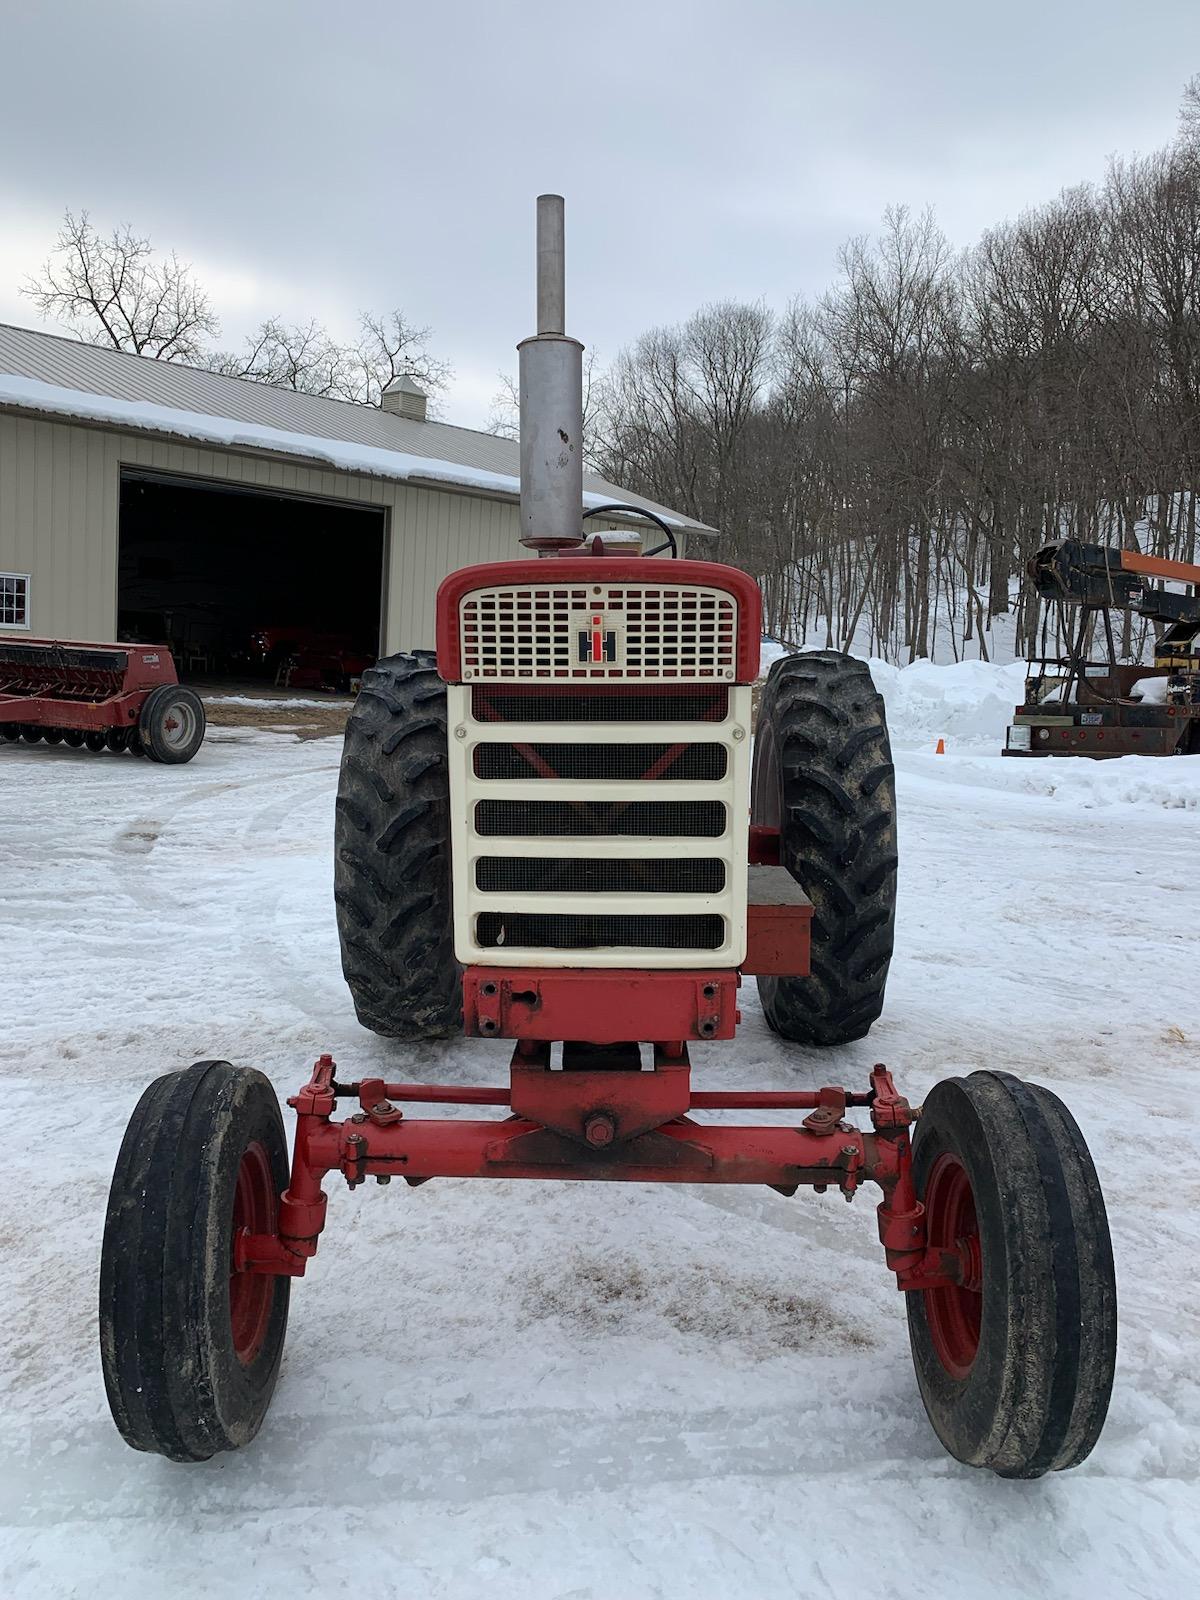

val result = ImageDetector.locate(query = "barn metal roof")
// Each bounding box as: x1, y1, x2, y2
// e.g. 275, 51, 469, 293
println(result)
0, 322, 717, 538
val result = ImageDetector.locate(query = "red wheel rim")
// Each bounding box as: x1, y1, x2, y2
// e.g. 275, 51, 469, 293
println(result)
922, 1152, 983, 1379
229, 1141, 277, 1365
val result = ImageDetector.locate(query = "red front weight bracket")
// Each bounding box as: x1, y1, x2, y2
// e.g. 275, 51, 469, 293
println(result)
463, 968, 737, 1042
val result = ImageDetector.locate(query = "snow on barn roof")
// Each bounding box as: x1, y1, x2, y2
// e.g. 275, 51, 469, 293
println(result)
0, 322, 717, 537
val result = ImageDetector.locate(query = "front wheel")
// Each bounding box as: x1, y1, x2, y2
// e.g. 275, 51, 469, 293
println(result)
906, 1070, 1117, 1477
99, 1060, 291, 1461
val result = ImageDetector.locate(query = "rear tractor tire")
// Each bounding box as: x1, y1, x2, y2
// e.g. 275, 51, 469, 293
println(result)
907, 1070, 1117, 1477
334, 650, 461, 1039
752, 651, 897, 1045
99, 1060, 291, 1461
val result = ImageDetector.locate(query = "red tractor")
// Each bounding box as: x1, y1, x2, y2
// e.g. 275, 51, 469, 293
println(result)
100, 199, 1116, 1478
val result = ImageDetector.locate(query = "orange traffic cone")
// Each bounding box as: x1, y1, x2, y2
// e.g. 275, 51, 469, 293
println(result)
935, 737, 945, 755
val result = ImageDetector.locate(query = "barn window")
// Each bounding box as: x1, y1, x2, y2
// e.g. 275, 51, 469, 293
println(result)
0, 573, 30, 629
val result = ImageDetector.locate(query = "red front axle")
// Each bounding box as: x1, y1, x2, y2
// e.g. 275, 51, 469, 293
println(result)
234, 1053, 966, 1297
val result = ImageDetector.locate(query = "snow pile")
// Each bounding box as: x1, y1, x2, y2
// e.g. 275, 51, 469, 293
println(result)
760, 643, 1027, 750
868, 657, 1027, 750
905, 748, 1200, 810
1130, 676, 1170, 704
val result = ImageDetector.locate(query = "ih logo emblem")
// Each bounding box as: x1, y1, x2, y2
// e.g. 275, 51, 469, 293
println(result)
578, 612, 619, 665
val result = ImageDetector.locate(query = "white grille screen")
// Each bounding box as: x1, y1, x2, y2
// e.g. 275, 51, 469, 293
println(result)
459, 583, 738, 681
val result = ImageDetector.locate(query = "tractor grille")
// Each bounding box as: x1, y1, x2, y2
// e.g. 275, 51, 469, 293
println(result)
460, 582, 738, 681
449, 595, 750, 966
475, 913, 725, 950
475, 857, 726, 894
473, 742, 728, 781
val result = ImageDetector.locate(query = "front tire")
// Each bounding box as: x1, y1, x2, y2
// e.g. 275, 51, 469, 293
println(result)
906, 1071, 1117, 1477
752, 651, 897, 1044
334, 651, 461, 1038
99, 1061, 291, 1461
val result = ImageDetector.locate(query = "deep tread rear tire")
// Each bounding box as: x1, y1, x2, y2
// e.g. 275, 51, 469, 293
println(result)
99, 1060, 291, 1462
334, 651, 461, 1038
906, 1071, 1117, 1477
752, 651, 897, 1044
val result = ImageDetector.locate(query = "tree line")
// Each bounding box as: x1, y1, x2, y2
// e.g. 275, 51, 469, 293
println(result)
592, 80, 1200, 661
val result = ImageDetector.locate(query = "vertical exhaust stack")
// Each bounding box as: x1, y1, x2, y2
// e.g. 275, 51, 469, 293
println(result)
518, 194, 585, 550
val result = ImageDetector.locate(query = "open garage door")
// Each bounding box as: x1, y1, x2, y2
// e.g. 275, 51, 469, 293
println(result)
117, 471, 386, 691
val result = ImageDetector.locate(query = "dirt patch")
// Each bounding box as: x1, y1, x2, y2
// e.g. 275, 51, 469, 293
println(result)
202, 698, 351, 740
520, 1252, 874, 1355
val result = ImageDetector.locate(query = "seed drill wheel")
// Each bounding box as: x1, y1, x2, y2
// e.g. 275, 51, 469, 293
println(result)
1, 725, 20, 742
84, 731, 107, 752
334, 651, 461, 1038
139, 684, 206, 763
42, 728, 64, 746
63, 729, 85, 748
907, 1071, 1117, 1477
99, 1061, 291, 1461
752, 651, 897, 1044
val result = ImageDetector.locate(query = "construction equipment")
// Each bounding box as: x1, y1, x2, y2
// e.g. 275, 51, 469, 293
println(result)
1005, 539, 1200, 757
100, 198, 1117, 1478
0, 636, 205, 761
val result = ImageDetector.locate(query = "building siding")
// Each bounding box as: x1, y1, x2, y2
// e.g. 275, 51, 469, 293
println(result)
0, 413, 531, 651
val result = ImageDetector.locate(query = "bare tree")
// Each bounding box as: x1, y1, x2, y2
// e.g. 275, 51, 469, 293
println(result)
208, 308, 450, 407
340, 309, 450, 406
22, 209, 218, 361
1179, 72, 1200, 147
23, 210, 449, 407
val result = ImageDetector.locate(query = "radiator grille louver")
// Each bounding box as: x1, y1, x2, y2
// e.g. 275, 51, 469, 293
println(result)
475, 857, 726, 895
475, 799, 727, 839
473, 742, 728, 782
475, 912, 726, 951
472, 687, 729, 723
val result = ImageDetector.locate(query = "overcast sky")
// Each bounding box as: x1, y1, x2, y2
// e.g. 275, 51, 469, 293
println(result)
2, 0, 1198, 428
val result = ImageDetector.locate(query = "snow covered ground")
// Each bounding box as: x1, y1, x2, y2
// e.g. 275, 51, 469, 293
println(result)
1, 666, 1198, 1599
